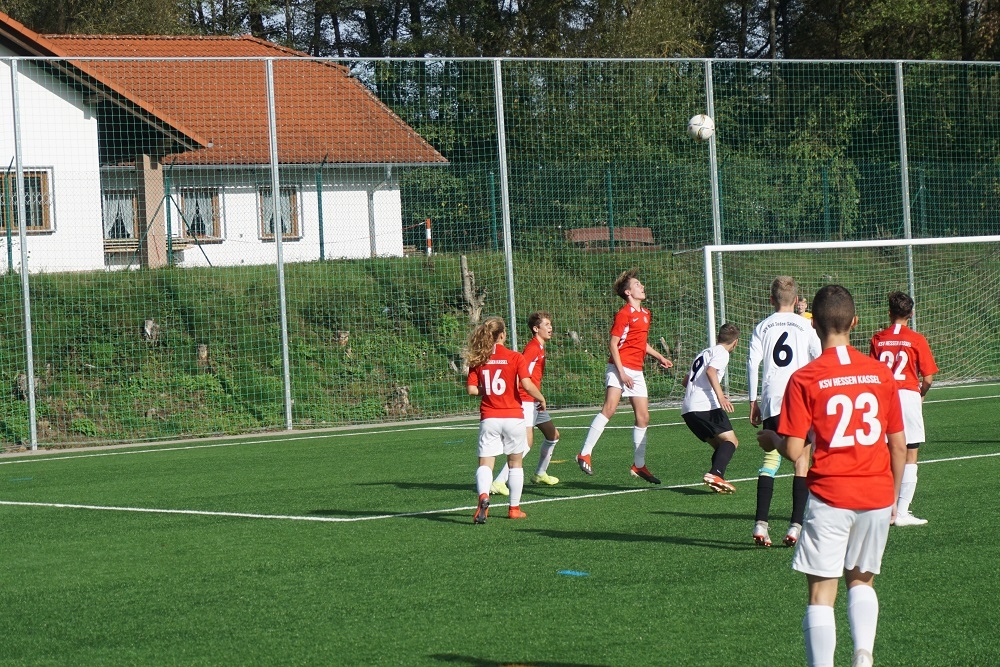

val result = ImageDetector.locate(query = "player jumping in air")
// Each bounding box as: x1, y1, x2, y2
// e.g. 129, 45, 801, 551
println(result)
576, 269, 673, 483
491, 311, 561, 496
870, 291, 937, 527
747, 276, 822, 547
681, 323, 741, 493
758, 284, 906, 667
465, 317, 546, 524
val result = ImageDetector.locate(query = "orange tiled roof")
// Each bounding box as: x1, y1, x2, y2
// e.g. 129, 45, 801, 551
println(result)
42, 35, 447, 166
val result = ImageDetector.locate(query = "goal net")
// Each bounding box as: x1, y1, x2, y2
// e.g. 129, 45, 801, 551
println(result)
701, 236, 1000, 396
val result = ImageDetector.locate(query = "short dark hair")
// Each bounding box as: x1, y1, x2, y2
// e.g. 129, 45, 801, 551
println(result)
717, 322, 740, 344
614, 268, 640, 300
888, 291, 914, 319
527, 311, 552, 332
811, 284, 855, 335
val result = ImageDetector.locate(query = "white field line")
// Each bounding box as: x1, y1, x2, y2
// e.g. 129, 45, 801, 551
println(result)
0, 451, 997, 524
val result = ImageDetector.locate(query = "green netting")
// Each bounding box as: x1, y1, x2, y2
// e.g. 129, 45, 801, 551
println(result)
1, 56, 999, 449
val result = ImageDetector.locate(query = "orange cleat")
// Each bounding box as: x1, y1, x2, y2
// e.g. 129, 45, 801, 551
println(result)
507, 507, 527, 519
473, 493, 490, 524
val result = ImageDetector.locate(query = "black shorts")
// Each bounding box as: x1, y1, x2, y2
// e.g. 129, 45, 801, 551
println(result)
683, 409, 734, 442
762, 416, 780, 431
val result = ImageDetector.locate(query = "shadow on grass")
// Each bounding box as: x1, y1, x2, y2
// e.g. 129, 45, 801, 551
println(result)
355, 481, 471, 492
652, 510, 752, 521
522, 528, 755, 551
431, 654, 610, 667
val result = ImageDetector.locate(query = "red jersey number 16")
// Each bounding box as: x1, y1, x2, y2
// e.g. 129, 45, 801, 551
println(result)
480, 369, 507, 396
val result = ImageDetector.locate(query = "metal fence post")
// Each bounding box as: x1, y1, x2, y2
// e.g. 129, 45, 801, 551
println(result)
895, 61, 917, 330
705, 59, 726, 350
493, 59, 518, 349
9, 59, 38, 450
266, 59, 294, 430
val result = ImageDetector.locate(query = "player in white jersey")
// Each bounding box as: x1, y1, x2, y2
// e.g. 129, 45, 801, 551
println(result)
681, 323, 741, 493
746, 276, 821, 547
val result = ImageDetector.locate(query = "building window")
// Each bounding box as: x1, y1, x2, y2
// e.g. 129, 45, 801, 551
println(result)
0, 170, 53, 232
179, 188, 220, 239
102, 190, 137, 239
259, 187, 300, 240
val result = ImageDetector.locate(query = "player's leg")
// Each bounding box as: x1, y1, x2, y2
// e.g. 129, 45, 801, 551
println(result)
494, 405, 534, 495
474, 419, 503, 524
786, 443, 812, 546
578, 367, 623, 474
754, 417, 782, 546
803, 576, 840, 667
533, 417, 560, 484
503, 419, 528, 519
845, 572, 878, 667
704, 431, 738, 493
896, 389, 928, 525
627, 394, 660, 484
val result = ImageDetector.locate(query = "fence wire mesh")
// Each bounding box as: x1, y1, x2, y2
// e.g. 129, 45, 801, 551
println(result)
1, 55, 998, 449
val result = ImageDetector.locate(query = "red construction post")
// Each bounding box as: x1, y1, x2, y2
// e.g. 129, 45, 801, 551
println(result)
425, 218, 432, 256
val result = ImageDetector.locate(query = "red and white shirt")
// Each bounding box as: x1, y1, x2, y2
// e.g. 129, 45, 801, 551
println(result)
869, 323, 938, 393
467, 343, 531, 419
517, 337, 545, 402
609, 304, 651, 371
778, 345, 904, 510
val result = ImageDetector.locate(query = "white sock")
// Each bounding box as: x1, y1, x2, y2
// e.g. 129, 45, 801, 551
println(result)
494, 463, 510, 485
633, 426, 648, 467
475, 465, 492, 497
580, 413, 609, 456
536, 439, 557, 475
508, 467, 524, 507
897, 463, 918, 515
803, 605, 837, 667
847, 585, 879, 657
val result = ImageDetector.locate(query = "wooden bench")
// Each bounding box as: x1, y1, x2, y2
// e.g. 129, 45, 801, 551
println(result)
565, 226, 659, 251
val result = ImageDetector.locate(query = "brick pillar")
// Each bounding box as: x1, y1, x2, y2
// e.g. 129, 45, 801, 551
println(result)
135, 153, 167, 269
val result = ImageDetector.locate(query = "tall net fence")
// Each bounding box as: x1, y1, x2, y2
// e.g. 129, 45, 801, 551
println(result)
0, 54, 998, 449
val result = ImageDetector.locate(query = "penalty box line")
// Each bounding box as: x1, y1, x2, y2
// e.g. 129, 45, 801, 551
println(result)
1, 450, 997, 524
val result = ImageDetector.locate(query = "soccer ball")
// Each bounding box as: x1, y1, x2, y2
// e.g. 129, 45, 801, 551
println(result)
687, 114, 715, 141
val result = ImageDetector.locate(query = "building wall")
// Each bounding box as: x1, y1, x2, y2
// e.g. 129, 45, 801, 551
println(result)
0, 53, 105, 273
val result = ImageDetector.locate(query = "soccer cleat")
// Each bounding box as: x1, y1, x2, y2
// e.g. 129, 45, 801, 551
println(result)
532, 472, 559, 485
577, 454, 593, 476
852, 649, 874, 667
893, 511, 928, 527
783, 523, 802, 547
703, 472, 736, 494
507, 507, 527, 519
753, 520, 772, 547
473, 494, 490, 524
490, 480, 510, 496
630, 465, 661, 485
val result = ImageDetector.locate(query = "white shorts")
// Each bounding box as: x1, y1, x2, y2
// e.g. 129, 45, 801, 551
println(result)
605, 364, 648, 398
792, 493, 892, 578
478, 418, 529, 458
522, 401, 552, 427
899, 389, 926, 445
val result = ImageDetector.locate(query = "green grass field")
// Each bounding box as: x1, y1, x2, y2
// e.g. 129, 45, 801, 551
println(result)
0, 383, 998, 666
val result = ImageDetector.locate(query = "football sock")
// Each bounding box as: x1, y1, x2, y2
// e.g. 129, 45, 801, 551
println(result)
847, 585, 879, 657
803, 604, 837, 667
580, 413, 609, 456
710, 441, 737, 477
475, 465, 493, 497
536, 439, 557, 475
897, 463, 918, 515
791, 475, 809, 526
755, 474, 775, 523
508, 467, 524, 508
632, 427, 648, 467
494, 463, 510, 485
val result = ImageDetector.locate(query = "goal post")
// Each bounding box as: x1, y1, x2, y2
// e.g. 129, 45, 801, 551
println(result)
702, 235, 1000, 395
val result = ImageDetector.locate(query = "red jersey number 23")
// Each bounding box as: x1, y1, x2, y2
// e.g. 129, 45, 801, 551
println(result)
827, 392, 882, 447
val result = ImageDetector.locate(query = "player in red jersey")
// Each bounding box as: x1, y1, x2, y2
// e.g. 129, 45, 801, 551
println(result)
491, 311, 561, 495
576, 268, 673, 483
870, 291, 938, 527
758, 285, 906, 667
465, 317, 546, 524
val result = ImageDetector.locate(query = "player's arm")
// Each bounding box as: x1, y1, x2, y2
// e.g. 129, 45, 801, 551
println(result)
466, 371, 481, 396
746, 333, 763, 425
608, 335, 633, 389
920, 374, 933, 397
520, 378, 545, 411
775, 435, 806, 463
645, 343, 673, 369
887, 430, 907, 520
705, 366, 734, 413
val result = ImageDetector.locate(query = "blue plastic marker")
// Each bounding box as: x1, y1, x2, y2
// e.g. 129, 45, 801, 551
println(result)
9, 477, 32, 482
558, 570, 589, 577
443, 440, 464, 444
